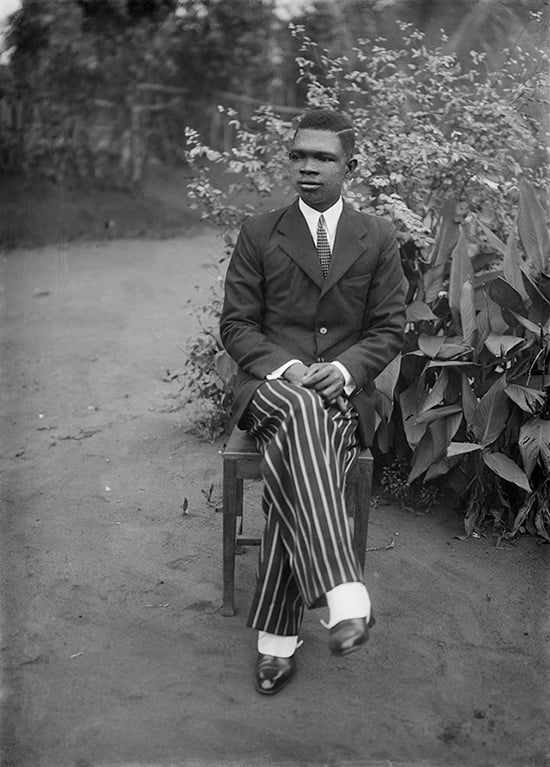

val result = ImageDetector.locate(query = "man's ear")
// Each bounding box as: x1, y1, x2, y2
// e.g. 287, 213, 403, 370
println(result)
346, 158, 358, 175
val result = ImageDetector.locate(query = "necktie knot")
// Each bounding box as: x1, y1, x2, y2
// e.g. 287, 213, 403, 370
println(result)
316, 215, 331, 278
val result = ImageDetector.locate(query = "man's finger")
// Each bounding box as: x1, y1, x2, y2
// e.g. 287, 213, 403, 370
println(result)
302, 367, 331, 384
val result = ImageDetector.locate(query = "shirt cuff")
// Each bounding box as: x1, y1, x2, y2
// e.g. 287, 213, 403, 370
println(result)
331, 361, 356, 396
267, 359, 302, 380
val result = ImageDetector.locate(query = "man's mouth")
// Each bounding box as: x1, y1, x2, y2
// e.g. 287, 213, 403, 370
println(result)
299, 181, 321, 191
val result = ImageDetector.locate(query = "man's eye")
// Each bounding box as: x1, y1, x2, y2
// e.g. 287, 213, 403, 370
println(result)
288, 152, 302, 161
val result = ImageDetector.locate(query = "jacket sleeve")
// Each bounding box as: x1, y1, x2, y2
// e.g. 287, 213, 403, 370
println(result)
335, 223, 406, 390
220, 219, 297, 378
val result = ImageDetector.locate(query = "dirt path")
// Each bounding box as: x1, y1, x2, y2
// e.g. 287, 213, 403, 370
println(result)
0, 234, 549, 767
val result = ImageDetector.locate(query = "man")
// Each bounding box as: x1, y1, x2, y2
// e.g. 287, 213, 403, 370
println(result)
220, 108, 406, 695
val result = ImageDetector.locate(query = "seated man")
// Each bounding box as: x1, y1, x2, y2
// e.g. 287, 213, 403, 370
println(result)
220, 107, 406, 695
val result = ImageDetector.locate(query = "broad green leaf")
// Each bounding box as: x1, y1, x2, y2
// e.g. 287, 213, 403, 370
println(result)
518, 179, 550, 274
475, 302, 491, 356
420, 369, 448, 413
484, 333, 525, 357
472, 374, 509, 446
435, 343, 472, 360
415, 404, 463, 425
521, 269, 550, 326
519, 417, 550, 477
424, 198, 459, 304
487, 294, 510, 334
539, 272, 550, 301
418, 333, 445, 359
433, 198, 460, 267
446, 410, 463, 444
406, 300, 438, 322
503, 232, 528, 299
429, 411, 463, 461
486, 277, 528, 317
400, 378, 429, 449
215, 350, 237, 385
509, 310, 544, 336
425, 458, 452, 481
475, 217, 506, 255
459, 278, 477, 347
483, 452, 531, 492
374, 354, 402, 422
449, 227, 474, 331
505, 384, 546, 414
461, 375, 478, 427
447, 441, 482, 457
511, 498, 534, 536
423, 263, 446, 307
408, 430, 435, 483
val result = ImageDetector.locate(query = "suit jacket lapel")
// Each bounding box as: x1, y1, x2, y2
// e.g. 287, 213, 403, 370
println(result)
277, 200, 369, 293
277, 200, 325, 290
322, 203, 369, 294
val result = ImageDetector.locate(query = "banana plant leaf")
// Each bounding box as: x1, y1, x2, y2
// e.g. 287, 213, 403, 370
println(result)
424, 197, 459, 304
518, 179, 550, 275
460, 278, 477, 347
461, 374, 479, 427
472, 374, 510, 446
475, 217, 506, 256
505, 384, 546, 414
483, 451, 531, 492
418, 333, 445, 359
415, 404, 463, 425
400, 377, 429, 449
521, 269, 550, 326
449, 227, 474, 332
406, 300, 438, 322
519, 417, 550, 477
447, 441, 482, 457
484, 333, 525, 357
486, 277, 528, 317
503, 232, 528, 300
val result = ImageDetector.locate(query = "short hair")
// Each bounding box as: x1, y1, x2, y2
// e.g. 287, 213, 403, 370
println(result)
294, 108, 355, 159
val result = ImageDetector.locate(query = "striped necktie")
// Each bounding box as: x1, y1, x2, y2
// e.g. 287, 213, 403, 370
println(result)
316, 214, 331, 278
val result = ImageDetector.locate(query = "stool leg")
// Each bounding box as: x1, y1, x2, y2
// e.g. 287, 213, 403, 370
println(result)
222, 458, 239, 616
353, 458, 373, 573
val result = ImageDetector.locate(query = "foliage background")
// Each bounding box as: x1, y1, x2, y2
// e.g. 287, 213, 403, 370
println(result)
2, 0, 548, 184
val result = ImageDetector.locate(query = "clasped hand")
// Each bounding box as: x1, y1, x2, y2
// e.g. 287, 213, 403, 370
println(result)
283, 362, 348, 413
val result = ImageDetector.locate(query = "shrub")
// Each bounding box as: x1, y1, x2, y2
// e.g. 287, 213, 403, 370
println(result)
181, 25, 550, 538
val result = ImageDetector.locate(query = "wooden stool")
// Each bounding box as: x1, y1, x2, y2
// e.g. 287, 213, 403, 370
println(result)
221, 426, 373, 616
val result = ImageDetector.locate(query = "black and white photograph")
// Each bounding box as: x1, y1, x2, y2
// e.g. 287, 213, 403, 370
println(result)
1, 1, 549, 766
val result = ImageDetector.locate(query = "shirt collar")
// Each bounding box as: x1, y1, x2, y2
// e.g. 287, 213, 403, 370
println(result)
298, 197, 343, 241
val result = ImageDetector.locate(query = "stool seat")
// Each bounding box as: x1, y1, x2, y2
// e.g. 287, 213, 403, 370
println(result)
221, 426, 373, 616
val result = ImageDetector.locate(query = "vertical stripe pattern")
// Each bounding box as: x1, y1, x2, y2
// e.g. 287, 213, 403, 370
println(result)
241, 380, 362, 635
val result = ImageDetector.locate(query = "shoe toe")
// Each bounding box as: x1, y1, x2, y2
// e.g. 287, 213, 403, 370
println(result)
328, 617, 370, 656
254, 653, 296, 695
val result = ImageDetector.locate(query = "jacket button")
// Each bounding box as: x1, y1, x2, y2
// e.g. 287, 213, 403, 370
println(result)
319, 326, 328, 335
317, 356, 325, 362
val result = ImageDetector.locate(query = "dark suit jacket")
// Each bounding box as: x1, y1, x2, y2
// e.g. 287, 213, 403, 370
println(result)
220, 199, 406, 447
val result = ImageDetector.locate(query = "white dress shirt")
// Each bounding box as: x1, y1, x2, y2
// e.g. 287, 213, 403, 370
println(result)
267, 197, 354, 393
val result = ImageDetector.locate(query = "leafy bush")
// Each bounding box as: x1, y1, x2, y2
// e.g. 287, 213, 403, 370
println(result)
182, 26, 550, 538
398, 179, 550, 541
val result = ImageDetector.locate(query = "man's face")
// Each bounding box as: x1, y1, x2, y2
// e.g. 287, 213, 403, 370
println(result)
288, 128, 356, 212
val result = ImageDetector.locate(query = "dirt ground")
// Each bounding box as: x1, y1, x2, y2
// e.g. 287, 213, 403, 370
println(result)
1, 222, 549, 766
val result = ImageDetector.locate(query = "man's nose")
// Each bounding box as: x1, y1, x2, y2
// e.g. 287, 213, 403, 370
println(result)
300, 157, 318, 173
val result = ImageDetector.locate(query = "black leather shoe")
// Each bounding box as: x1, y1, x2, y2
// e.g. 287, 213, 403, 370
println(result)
328, 613, 376, 657
254, 653, 296, 695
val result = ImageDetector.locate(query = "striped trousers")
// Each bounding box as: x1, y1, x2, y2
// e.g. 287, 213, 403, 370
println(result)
241, 380, 363, 636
